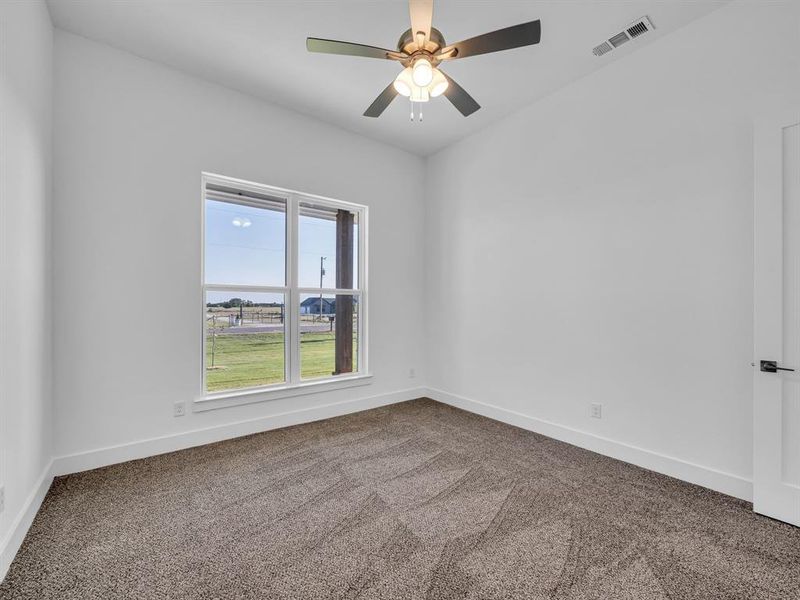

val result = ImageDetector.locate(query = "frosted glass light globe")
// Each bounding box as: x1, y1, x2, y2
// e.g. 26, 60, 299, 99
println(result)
428, 69, 448, 97
412, 58, 433, 87
393, 67, 414, 97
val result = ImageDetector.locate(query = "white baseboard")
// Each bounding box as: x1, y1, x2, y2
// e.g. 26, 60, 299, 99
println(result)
53, 387, 426, 477
0, 460, 54, 583
426, 387, 753, 502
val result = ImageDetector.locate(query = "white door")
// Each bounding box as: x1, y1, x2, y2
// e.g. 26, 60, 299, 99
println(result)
753, 108, 800, 526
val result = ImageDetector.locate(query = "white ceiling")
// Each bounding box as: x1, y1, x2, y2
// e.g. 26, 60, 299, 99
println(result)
47, 0, 728, 156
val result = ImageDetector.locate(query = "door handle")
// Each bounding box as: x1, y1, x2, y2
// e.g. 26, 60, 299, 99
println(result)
760, 360, 796, 373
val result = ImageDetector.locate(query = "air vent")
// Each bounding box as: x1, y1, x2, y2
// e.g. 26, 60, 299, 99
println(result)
592, 16, 654, 57
608, 32, 630, 48
592, 41, 613, 57
626, 21, 649, 38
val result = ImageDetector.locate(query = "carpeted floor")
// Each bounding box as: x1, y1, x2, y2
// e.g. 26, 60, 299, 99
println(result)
1, 399, 799, 599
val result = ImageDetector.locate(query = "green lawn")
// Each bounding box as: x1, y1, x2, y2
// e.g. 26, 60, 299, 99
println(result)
205, 331, 356, 392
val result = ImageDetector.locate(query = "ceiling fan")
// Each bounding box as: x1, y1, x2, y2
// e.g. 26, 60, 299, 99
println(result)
306, 0, 541, 119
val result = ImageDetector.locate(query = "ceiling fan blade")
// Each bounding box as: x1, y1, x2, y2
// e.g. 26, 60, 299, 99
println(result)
409, 0, 434, 44
364, 82, 399, 118
439, 20, 541, 60
441, 72, 480, 117
307, 38, 403, 60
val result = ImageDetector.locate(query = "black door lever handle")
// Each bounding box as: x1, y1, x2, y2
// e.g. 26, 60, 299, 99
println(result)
760, 360, 796, 373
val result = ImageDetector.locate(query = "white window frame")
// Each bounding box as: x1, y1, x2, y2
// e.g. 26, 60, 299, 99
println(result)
197, 172, 370, 411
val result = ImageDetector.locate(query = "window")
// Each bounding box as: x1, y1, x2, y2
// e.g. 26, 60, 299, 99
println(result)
202, 173, 367, 400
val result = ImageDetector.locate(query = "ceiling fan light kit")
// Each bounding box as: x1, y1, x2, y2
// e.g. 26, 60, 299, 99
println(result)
394, 60, 447, 100
306, 0, 541, 120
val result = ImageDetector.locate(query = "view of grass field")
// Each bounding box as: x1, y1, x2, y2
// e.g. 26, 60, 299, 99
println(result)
205, 332, 286, 391
205, 308, 357, 392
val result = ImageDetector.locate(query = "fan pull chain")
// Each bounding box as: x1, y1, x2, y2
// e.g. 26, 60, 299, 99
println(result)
409, 101, 424, 123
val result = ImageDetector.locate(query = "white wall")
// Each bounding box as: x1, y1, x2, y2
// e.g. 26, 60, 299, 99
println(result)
52, 31, 425, 463
0, 0, 53, 573
425, 0, 800, 494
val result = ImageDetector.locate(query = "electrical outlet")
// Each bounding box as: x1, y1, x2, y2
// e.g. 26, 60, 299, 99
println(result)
0, 485, 5, 514
173, 401, 186, 417
409, 367, 416, 379
590, 403, 602, 419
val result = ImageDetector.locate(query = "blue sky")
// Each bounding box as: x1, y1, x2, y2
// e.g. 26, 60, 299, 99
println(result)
205, 200, 357, 304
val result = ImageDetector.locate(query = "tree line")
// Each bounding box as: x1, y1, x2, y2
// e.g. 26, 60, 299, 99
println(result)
206, 298, 284, 309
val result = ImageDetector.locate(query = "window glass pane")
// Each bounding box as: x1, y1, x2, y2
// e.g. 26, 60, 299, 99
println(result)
299, 293, 358, 380
298, 202, 359, 289
205, 197, 286, 286
205, 291, 285, 392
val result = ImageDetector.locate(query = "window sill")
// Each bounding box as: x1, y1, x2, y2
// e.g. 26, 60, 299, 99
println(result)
194, 373, 373, 413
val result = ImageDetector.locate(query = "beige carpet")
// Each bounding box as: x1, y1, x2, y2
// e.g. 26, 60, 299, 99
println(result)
1, 398, 798, 599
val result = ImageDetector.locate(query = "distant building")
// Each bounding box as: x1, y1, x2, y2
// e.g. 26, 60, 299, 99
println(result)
300, 297, 335, 315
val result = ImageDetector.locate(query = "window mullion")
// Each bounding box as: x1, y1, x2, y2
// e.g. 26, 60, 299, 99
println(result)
288, 194, 301, 384
297, 288, 361, 295
205, 284, 288, 294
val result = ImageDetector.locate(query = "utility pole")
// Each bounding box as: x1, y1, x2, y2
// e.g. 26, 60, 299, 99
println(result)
319, 256, 327, 322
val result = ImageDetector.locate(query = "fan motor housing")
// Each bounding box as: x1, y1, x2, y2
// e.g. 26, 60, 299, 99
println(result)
397, 27, 446, 55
